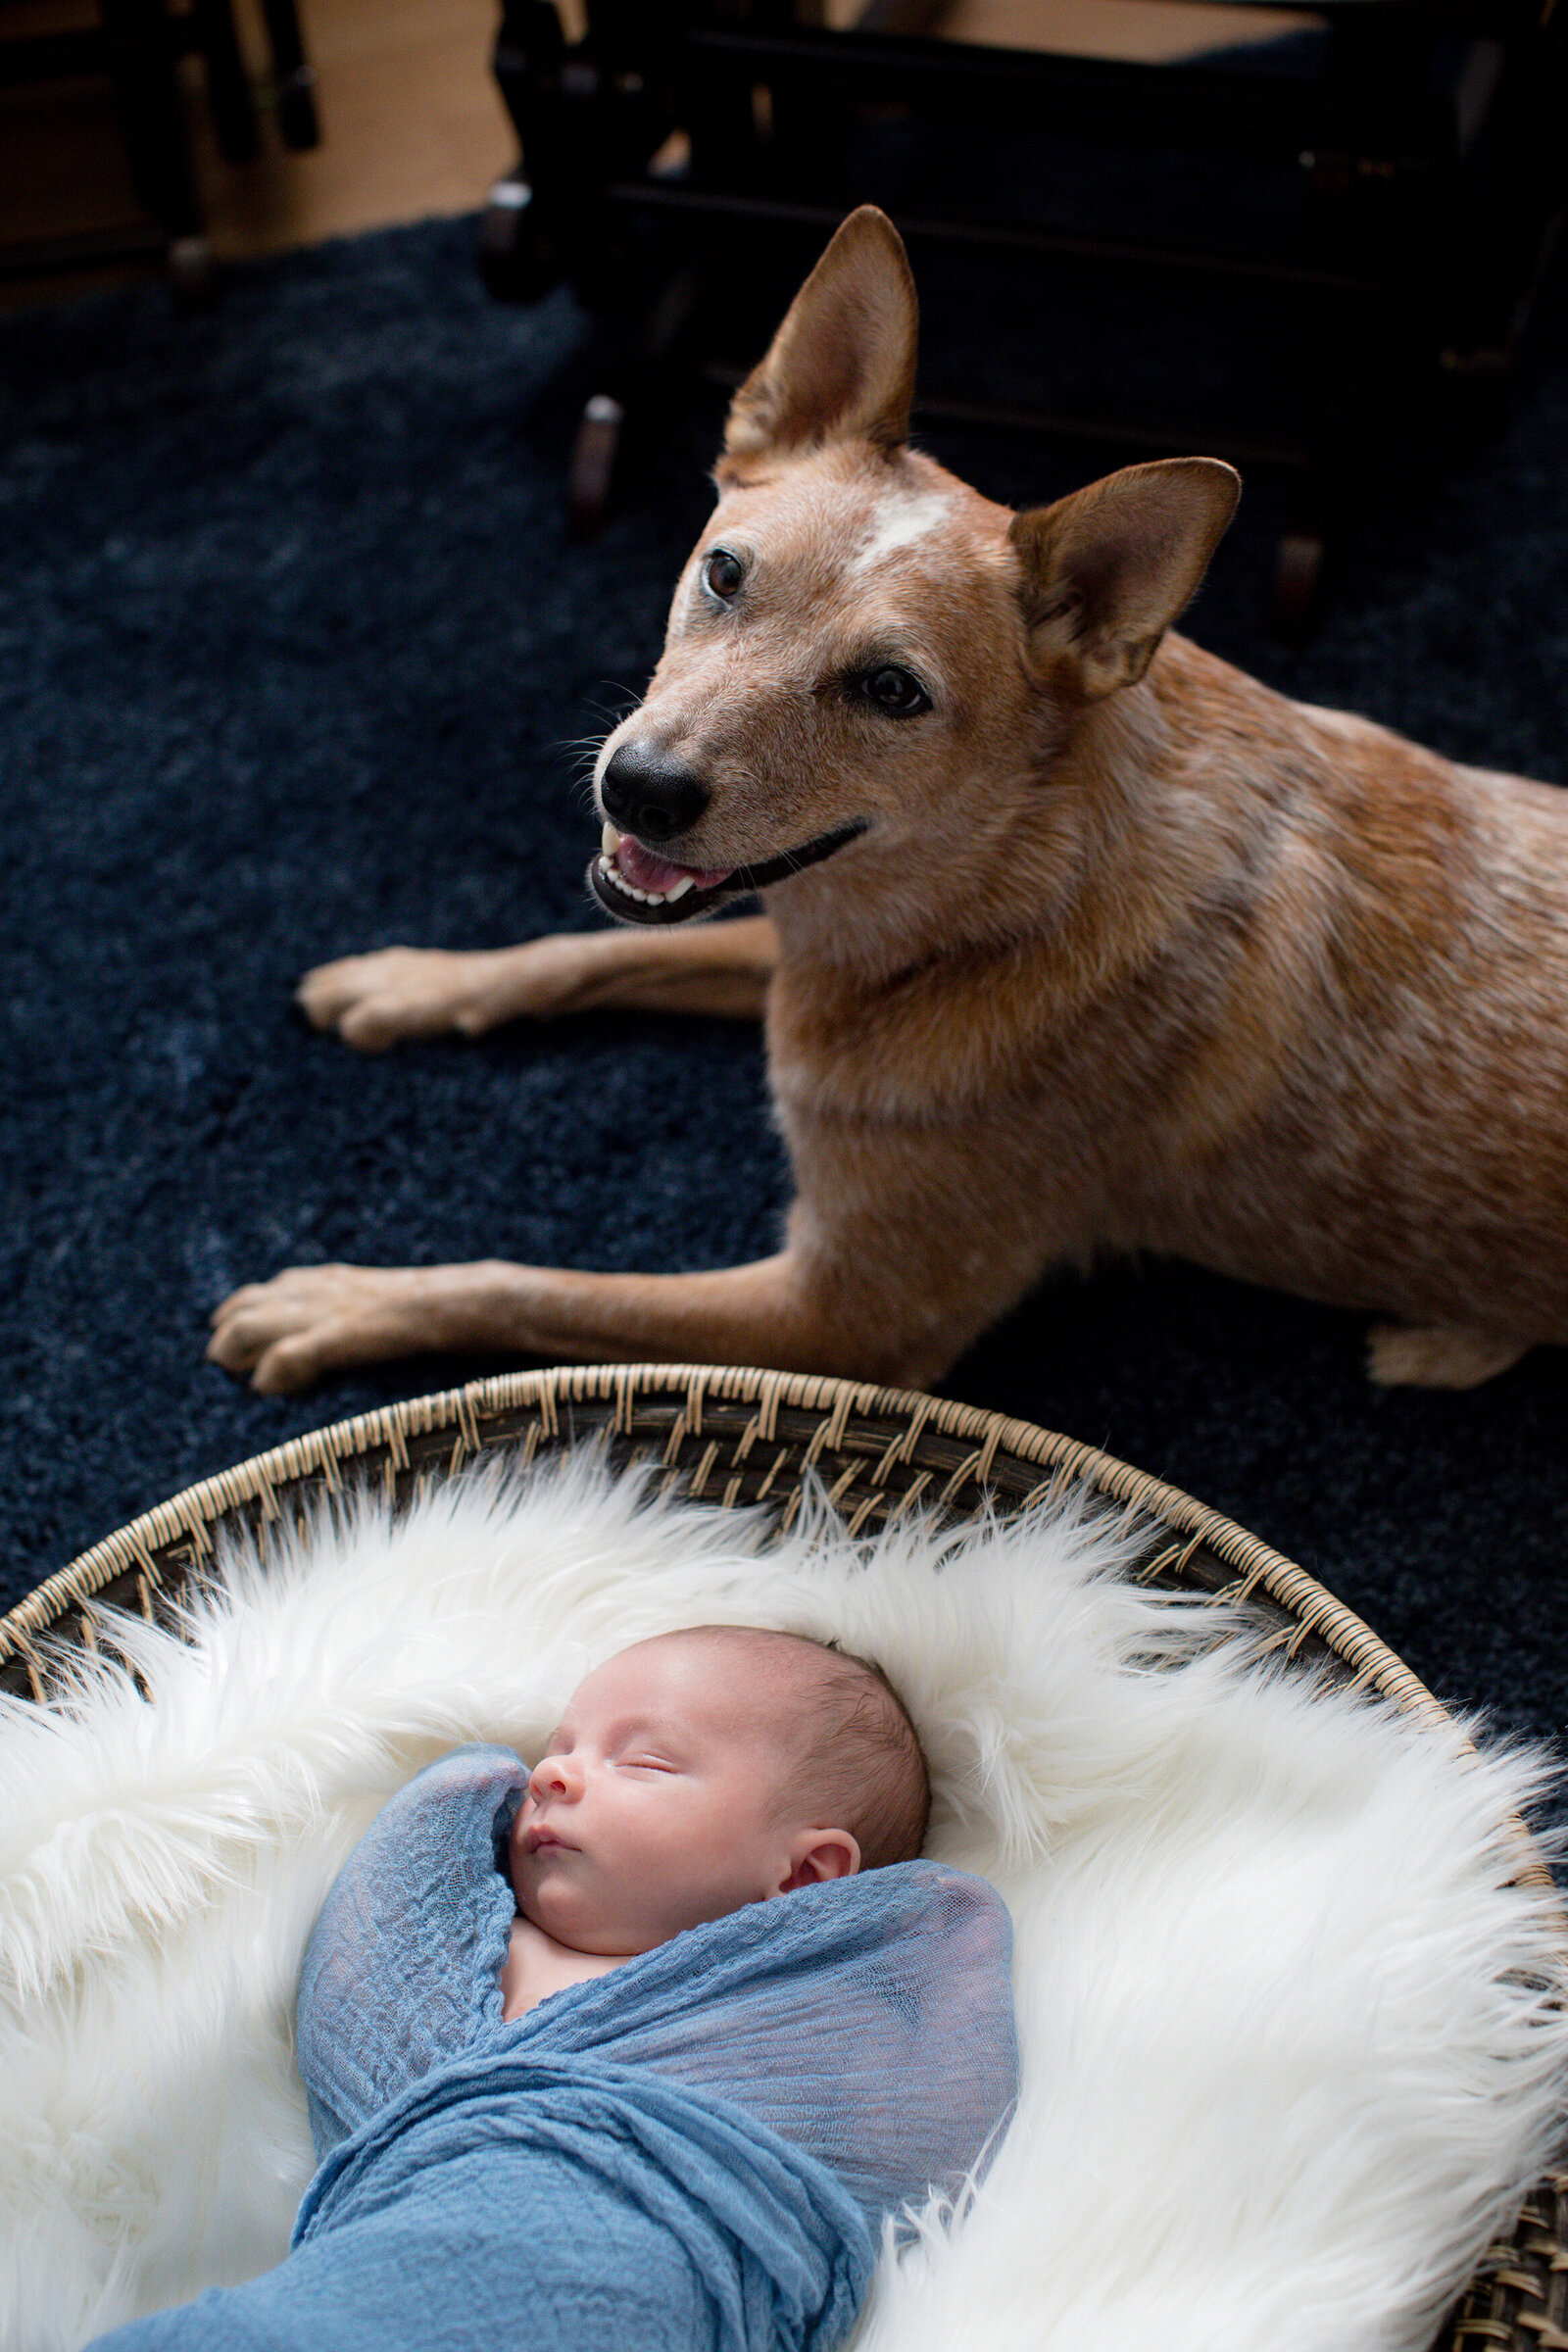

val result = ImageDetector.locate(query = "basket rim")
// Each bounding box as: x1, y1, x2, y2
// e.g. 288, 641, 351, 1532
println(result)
4, 1360, 1560, 2352
0, 1360, 1450, 1722
3, 1357, 1558, 1898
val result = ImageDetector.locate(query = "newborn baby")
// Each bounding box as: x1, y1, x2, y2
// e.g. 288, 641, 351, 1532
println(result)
90, 1625, 1018, 2352
502, 1624, 925, 2013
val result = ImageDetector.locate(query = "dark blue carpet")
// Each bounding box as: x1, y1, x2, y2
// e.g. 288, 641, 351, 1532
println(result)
3, 216, 1567, 1775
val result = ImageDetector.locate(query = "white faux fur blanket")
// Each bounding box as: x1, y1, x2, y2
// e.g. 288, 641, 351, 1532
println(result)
2, 1455, 1565, 2352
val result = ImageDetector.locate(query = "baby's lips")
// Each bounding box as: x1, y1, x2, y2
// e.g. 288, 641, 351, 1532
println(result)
523, 1822, 578, 1856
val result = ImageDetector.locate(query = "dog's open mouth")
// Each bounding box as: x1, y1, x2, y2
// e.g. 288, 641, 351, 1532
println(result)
588, 818, 867, 926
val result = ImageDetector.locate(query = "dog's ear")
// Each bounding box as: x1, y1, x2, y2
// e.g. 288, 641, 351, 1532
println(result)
721, 207, 917, 468
1009, 459, 1241, 701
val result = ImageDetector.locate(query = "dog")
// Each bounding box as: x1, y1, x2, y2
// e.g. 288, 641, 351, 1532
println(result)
209, 205, 1568, 1398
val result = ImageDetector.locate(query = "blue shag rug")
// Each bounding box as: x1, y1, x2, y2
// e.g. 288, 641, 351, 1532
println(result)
2, 215, 1567, 1771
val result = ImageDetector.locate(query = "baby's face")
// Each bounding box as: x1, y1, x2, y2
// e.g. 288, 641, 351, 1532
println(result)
510, 1636, 850, 1956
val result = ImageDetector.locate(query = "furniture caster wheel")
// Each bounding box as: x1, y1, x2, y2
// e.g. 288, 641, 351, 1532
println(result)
1271, 531, 1325, 641
167, 235, 217, 308
477, 178, 561, 303
276, 67, 320, 150
567, 395, 623, 536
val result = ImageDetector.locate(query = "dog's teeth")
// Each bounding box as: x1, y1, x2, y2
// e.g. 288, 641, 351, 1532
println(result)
602, 865, 657, 906
596, 827, 691, 909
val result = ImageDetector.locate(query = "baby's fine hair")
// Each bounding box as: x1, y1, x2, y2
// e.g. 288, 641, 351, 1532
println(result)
664, 1624, 931, 1870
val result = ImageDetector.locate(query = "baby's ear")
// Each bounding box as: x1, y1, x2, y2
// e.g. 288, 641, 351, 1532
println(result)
780, 1830, 861, 1890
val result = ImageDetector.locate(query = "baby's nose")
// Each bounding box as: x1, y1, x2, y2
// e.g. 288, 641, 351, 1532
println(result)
533, 1751, 582, 1797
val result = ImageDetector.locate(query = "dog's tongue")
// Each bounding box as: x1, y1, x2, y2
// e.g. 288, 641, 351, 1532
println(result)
612, 829, 735, 895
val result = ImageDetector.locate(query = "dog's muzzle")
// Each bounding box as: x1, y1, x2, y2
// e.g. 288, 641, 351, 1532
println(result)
589, 818, 868, 926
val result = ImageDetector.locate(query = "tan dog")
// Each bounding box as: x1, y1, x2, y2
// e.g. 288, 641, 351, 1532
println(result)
210, 206, 1568, 1398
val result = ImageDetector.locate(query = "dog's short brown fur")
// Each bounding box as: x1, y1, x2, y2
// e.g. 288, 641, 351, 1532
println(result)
210, 208, 1568, 1397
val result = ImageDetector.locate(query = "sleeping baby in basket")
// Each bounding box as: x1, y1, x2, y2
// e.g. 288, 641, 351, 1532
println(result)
89, 1624, 1019, 2352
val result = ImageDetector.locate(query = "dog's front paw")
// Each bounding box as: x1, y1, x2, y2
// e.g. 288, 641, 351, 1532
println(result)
1366, 1321, 1528, 1390
207, 1264, 442, 1393
296, 947, 515, 1052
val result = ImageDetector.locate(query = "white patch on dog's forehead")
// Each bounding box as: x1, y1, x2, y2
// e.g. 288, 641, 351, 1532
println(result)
849, 489, 953, 575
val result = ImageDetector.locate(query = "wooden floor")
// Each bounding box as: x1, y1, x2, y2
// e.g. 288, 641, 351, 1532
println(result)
195, 0, 515, 257
2, 0, 1316, 288
0, 0, 515, 282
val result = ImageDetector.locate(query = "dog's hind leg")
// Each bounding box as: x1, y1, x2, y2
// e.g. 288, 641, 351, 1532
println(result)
1366, 1322, 1529, 1388
296, 917, 778, 1050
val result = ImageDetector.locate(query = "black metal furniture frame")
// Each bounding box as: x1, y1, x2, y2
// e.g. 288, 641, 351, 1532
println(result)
482, 0, 1567, 618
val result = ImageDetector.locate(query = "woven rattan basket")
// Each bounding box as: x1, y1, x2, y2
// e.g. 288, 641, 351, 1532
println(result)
2, 1362, 1562, 2348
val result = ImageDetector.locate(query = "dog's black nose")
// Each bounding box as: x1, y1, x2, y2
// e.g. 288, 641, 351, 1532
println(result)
600, 742, 710, 845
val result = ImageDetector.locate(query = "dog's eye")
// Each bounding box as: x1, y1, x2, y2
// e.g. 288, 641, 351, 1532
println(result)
860, 664, 929, 717
703, 549, 745, 601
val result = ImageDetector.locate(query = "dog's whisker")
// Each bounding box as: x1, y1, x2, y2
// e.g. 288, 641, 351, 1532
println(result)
582, 689, 644, 726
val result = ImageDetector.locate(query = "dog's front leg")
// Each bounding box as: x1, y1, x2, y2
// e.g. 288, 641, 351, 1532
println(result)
207, 1117, 1057, 1395
209, 1252, 860, 1396
297, 918, 778, 1050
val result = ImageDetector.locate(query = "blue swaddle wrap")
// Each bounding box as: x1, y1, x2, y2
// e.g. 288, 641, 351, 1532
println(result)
88, 1744, 1018, 2352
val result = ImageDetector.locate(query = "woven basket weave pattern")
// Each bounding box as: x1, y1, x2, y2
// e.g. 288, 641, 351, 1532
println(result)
1, 1363, 1559, 2352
